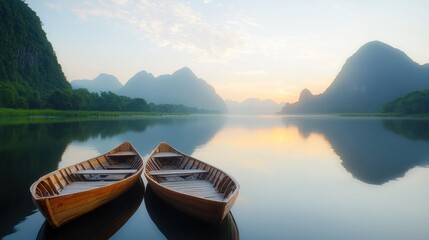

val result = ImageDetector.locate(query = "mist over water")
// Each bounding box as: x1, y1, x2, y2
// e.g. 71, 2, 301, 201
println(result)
2, 115, 429, 240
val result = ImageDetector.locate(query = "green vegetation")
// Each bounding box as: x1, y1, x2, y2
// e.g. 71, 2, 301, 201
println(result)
0, 101, 215, 119
0, 0, 215, 114
0, 108, 159, 117
42, 88, 217, 113
45, 88, 151, 111
0, 0, 70, 109
383, 90, 429, 114
0, 109, 166, 126
0, 86, 216, 114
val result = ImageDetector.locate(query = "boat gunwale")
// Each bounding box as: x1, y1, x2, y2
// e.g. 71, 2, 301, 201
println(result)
30, 141, 144, 201
144, 142, 240, 203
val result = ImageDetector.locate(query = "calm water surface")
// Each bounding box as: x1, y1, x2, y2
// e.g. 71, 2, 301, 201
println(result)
1, 115, 429, 240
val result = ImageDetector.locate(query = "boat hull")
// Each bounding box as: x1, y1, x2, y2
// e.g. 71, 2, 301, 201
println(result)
147, 177, 238, 224
33, 173, 141, 227
145, 185, 239, 240
30, 142, 143, 228
144, 142, 239, 224
37, 179, 144, 240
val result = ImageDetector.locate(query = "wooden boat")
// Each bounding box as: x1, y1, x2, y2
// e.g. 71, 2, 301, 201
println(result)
145, 185, 239, 240
144, 142, 239, 224
30, 142, 143, 228
37, 178, 144, 240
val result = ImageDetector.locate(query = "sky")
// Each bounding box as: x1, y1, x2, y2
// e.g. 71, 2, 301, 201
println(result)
25, 0, 429, 104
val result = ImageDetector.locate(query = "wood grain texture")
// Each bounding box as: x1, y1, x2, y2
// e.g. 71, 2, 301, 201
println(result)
30, 141, 144, 228
144, 142, 239, 224
150, 169, 208, 176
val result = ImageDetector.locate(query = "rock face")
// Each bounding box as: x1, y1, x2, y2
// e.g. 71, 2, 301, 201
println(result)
226, 98, 283, 114
282, 41, 429, 113
117, 67, 227, 112
0, 0, 70, 108
71, 73, 123, 93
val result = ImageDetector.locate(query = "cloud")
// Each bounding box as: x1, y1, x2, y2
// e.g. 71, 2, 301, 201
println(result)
73, 0, 254, 61
112, 0, 130, 5
46, 2, 64, 11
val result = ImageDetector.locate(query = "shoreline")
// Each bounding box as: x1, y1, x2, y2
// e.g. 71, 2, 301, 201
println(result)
0, 108, 183, 118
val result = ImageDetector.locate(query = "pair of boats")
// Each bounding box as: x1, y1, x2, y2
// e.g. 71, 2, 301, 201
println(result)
30, 142, 239, 228
37, 181, 239, 240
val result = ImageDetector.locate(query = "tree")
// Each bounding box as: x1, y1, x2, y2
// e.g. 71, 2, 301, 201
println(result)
383, 90, 429, 114
47, 89, 72, 110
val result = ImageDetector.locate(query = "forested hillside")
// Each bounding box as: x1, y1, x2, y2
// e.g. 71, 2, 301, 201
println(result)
0, 0, 70, 108
383, 90, 429, 114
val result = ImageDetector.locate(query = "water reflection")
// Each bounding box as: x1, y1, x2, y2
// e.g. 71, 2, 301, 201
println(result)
145, 185, 239, 240
0, 123, 69, 237
382, 119, 429, 141
3, 115, 429, 240
284, 116, 429, 184
37, 179, 144, 240
103, 115, 226, 155
0, 116, 224, 239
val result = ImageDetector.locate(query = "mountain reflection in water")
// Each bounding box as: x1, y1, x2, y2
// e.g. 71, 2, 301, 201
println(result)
284, 116, 429, 184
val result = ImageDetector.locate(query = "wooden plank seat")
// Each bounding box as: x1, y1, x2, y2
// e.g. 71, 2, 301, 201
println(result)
152, 152, 182, 158
107, 151, 137, 157
160, 180, 224, 201
150, 169, 208, 177
105, 164, 132, 169
73, 169, 138, 181
73, 169, 137, 175
60, 181, 114, 195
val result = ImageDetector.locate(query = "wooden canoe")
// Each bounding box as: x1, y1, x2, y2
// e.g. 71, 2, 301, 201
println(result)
144, 142, 239, 224
145, 185, 239, 240
30, 141, 144, 228
37, 178, 144, 240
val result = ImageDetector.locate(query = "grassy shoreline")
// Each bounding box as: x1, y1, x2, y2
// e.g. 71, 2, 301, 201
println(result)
0, 108, 173, 118
2, 108, 428, 119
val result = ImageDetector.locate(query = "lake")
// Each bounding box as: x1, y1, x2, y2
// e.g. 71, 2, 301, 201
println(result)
1, 115, 429, 240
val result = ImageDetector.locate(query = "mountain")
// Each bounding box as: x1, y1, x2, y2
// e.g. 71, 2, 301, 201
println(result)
117, 67, 227, 112
0, 0, 70, 108
226, 98, 283, 114
71, 73, 123, 93
282, 41, 429, 113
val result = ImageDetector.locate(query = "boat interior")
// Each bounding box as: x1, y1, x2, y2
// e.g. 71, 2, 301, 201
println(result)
34, 149, 142, 198
146, 151, 237, 201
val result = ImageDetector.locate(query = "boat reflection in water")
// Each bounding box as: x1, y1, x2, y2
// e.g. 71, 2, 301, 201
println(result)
37, 178, 144, 240
145, 185, 239, 240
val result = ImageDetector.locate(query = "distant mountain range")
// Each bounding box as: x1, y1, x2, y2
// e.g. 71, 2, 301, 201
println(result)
225, 98, 283, 114
119, 67, 226, 112
282, 41, 429, 113
71, 73, 123, 93
72, 67, 227, 112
